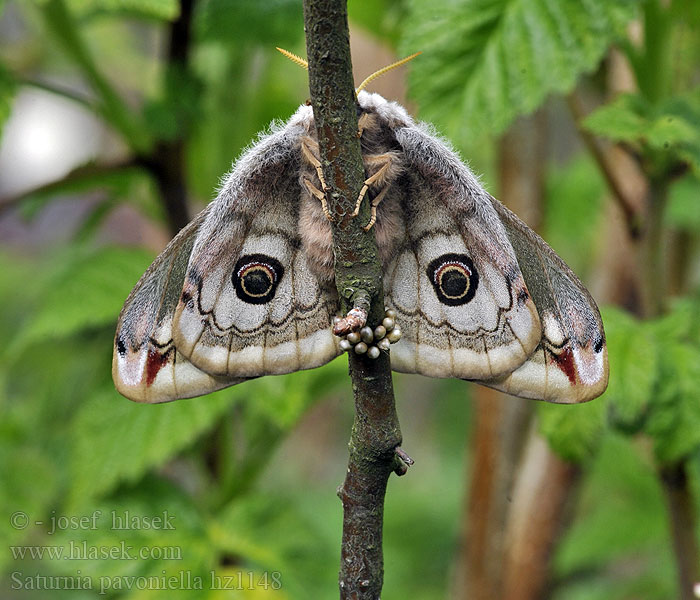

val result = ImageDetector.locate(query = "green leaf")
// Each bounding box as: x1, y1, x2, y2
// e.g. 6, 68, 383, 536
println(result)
647, 114, 698, 148
670, 0, 700, 26
667, 175, 700, 233
69, 387, 240, 504
0, 444, 58, 572
69, 365, 342, 507
14, 161, 148, 222
0, 253, 43, 341
65, 0, 179, 20
212, 493, 335, 598
583, 90, 700, 172
245, 365, 342, 430
645, 342, 700, 463
644, 300, 700, 462
535, 306, 660, 462
49, 480, 220, 599
538, 397, 607, 463
651, 297, 700, 347
348, 0, 404, 45
600, 307, 658, 432
187, 49, 304, 199
142, 65, 203, 141
7, 246, 154, 354
554, 434, 675, 599
209, 366, 346, 504
400, 0, 641, 138
582, 93, 650, 142
659, 92, 700, 171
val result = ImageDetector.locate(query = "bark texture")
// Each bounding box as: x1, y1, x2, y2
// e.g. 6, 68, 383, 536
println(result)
302, 2, 403, 598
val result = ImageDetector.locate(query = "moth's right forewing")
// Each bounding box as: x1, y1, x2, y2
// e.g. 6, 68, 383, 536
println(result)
113, 208, 247, 403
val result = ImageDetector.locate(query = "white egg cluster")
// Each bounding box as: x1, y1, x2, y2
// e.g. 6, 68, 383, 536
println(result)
334, 309, 402, 359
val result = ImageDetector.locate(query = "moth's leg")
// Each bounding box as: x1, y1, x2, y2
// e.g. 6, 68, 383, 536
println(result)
357, 112, 373, 138
364, 185, 390, 231
353, 162, 391, 217
303, 178, 334, 222
352, 153, 396, 229
300, 137, 328, 192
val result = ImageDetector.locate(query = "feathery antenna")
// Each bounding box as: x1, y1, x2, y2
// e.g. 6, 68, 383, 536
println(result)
276, 48, 421, 93
276, 47, 308, 70
355, 52, 421, 93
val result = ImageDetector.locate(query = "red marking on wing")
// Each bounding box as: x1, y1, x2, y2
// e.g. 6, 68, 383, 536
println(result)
551, 347, 577, 385
146, 347, 172, 386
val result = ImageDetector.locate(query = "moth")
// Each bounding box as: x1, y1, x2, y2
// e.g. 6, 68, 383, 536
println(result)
113, 59, 608, 405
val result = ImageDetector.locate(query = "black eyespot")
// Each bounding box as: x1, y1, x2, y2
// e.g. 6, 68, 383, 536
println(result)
427, 253, 479, 306
116, 337, 127, 357
232, 254, 284, 305
594, 336, 604, 353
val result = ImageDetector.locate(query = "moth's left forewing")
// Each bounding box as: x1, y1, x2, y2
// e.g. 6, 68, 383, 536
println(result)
383, 117, 542, 380
171, 110, 342, 379
476, 201, 609, 403
370, 97, 607, 402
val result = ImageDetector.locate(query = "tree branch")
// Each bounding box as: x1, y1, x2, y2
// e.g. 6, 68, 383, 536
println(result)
302, 1, 404, 598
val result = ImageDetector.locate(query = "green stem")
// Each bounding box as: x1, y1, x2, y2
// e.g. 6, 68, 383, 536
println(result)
640, 176, 669, 319
40, 0, 150, 152
637, 0, 672, 104
638, 134, 699, 600
566, 91, 643, 239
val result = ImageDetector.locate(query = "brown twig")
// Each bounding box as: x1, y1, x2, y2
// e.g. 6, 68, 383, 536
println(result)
302, 1, 404, 598
566, 91, 643, 240
659, 461, 700, 600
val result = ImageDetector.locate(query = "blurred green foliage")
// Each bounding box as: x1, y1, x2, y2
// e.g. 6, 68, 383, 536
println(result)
1, 0, 700, 599
583, 90, 700, 174
553, 433, 677, 600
